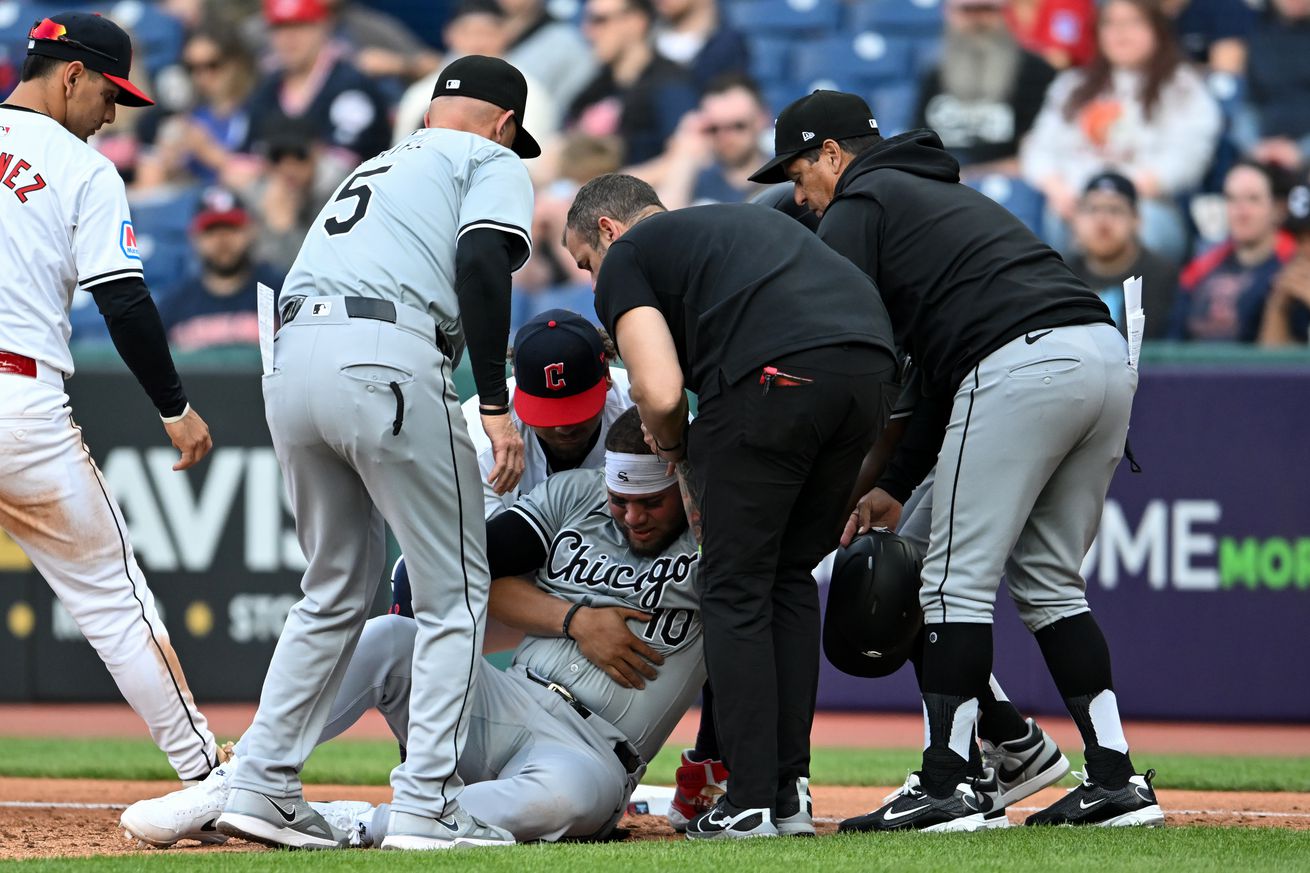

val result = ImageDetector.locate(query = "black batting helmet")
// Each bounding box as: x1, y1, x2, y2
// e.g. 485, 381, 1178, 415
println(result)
822, 529, 923, 678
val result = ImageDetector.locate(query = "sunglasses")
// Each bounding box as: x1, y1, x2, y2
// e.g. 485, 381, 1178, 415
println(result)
704, 120, 752, 136
185, 58, 225, 74
29, 17, 119, 64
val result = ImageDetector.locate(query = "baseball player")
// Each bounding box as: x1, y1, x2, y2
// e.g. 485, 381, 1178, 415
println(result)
214, 55, 536, 851
121, 408, 733, 845
751, 91, 1161, 830
0, 12, 225, 785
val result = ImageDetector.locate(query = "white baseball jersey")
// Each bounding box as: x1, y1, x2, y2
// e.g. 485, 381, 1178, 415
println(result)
466, 369, 635, 519
0, 105, 144, 375
280, 127, 533, 361
509, 468, 705, 762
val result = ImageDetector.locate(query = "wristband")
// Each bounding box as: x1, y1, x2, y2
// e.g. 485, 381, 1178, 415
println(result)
562, 601, 585, 640
160, 403, 191, 424
479, 404, 511, 416
654, 438, 683, 453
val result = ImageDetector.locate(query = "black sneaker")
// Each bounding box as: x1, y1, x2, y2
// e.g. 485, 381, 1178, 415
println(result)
1025, 769, 1164, 827
685, 797, 778, 840
838, 772, 1009, 834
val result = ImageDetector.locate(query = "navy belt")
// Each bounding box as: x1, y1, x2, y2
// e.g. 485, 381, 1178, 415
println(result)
281, 296, 452, 359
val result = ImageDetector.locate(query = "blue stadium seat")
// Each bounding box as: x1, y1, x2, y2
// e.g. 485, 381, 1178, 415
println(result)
726, 0, 843, 36
791, 33, 914, 90
847, 0, 944, 38
0, 2, 59, 57
966, 174, 1046, 235
747, 35, 795, 86
908, 34, 942, 76
870, 81, 919, 135
129, 185, 202, 300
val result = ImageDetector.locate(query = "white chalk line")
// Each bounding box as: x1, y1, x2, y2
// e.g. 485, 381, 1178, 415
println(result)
0, 801, 126, 810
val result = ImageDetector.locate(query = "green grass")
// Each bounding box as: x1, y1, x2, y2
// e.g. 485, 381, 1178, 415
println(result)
9, 829, 1310, 872
2, 738, 1308, 793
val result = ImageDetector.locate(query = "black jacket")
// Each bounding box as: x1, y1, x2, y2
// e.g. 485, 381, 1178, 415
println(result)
817, 130, 1112, 501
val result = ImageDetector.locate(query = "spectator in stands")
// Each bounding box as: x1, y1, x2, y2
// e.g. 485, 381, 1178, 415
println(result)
651, 73, 770, 207
1235, 0, 1310, 171
1067, 173, 1178, 335
653, 0, 749, 89
324, 0, 442, 83
391, 0, 557, 147
138, 27, 257, 188
249, 121, 351, 273
1170, 160, 1295, 341
158, 187, 285, 351
1161, 0, 1253, 74
245, 0, 392, 166
915, 0, 1054, 178
1006, 0, 1097, 69
501, 0, 597, 115
1259, 185, 1310, 345
1021, 0, 1222, 263
568, 0, 699, 164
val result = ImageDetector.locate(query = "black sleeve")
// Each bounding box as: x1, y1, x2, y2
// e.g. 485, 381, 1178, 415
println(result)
818, 197, 883, 281
90, 276, 188, 418
454, 227, 515, 407
486, 509, 550, 579
592, 238, 661, 342
876, 383, 951, 504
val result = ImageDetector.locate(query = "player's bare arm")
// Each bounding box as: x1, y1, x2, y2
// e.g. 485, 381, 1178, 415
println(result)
613, 307, 687, 461
488, 575, 664, 689
162, 406, 213, 471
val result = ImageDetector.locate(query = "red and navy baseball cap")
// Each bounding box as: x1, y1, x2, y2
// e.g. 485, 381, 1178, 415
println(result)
26, 12, 153, 107
192, 186, 250, 233
512, 310, 609, 428
749, 90, 879, 184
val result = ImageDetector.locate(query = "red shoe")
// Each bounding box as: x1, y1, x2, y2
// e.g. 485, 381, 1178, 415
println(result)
667, 749, 729, 832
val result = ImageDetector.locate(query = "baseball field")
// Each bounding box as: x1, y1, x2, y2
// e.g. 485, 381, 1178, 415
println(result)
0, 705, 1306, 870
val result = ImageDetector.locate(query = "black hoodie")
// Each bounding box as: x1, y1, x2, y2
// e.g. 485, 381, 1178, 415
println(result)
817, 129, 1112, 501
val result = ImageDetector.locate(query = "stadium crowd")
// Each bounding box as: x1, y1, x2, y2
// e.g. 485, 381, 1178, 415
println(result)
7, 0, 1310, 349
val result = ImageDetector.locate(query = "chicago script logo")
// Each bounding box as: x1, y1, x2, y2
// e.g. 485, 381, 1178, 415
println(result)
544, 529, 698, 609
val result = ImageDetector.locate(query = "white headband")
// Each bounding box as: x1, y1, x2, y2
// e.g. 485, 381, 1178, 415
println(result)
604, 451, 678, 495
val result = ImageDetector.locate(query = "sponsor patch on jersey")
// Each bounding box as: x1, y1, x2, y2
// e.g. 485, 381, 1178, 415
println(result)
119, 221, 140, 260
311, 301, 332, 316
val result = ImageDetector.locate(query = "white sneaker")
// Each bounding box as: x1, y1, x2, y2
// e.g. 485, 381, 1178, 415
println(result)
982, 719, 1071, 806
381, 806, 515, 850
310, 800, 377, 848
120, 757, 237, 848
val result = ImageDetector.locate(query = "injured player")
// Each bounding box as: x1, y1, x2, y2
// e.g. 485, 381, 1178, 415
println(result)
120, 407, 721, 846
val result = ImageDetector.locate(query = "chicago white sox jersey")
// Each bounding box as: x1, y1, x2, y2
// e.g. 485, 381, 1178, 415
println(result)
466, 369, 634, 519
509, 469, 705, 761
0, 106, 145, 375
280, 127, 533, 359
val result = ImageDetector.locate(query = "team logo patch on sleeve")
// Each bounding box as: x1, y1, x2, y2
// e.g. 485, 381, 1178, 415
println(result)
120, 221, 141, 260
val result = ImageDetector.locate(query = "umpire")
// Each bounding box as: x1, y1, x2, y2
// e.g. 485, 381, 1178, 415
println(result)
564, 175, 897, 839
749, 91, 1160, 831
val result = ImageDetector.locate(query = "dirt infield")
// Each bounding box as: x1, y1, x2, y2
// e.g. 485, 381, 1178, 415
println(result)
0, 777, 1307, 859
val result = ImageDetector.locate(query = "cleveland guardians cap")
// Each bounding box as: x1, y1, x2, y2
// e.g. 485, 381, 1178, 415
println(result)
749, 90, 879, 184
432, 55, 541, 159
26, 12, 153, 106
512, 310, 609, 427
192, 186, 250, 233
264, 0, 331, 25
1083, 172, 1138, 209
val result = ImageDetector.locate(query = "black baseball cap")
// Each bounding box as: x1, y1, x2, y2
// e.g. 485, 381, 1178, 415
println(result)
431, 55, 540, 159
26, 12, 153, 107
749, 90, 879, 184
1083, 172, 1138, 209
512, 310, 609, 427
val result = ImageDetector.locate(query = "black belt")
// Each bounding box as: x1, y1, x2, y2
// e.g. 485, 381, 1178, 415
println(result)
280, 296, 452, 359
524, 671, 643, 775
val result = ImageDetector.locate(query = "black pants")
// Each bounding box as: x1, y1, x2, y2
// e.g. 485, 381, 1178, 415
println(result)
689, 343, 896, 809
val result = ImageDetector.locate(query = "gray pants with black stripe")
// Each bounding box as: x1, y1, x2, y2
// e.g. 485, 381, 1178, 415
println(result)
918, 323, 1136, 630
232, 298, 489, 822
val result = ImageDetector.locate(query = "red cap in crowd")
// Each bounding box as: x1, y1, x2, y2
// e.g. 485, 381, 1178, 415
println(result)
264, 0, 330, 26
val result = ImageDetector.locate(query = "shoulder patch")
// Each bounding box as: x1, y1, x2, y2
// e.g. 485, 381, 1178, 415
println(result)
119, 221, 140, 260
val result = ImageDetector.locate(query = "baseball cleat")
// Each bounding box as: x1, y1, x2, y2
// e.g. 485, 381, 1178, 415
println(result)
119, 756, 237, 847
1025, 769, 1165, 827
982, 718, 1071, 806
309, 800, 376, 848
216, 787, 348, 849
838, 770, 1009, 833
685, 797, 778, 840
776, 777, 815, 836
380, 806, 515, 849
667, 749, 729, 833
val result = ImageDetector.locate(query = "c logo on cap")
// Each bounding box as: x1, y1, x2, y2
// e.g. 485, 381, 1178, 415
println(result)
544, 362, 566, 390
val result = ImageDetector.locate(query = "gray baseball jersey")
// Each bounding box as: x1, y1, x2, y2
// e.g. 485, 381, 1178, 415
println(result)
509, 469, 705, 762
466, 370, 634, 519
280, 128, 533, 360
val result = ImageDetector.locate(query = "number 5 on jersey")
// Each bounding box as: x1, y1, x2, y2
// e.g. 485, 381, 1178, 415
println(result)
323, 165, 393, 236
